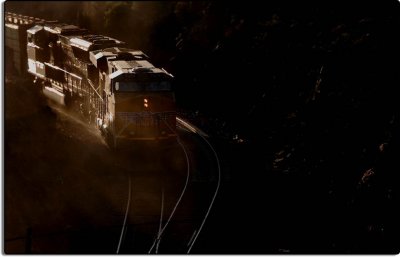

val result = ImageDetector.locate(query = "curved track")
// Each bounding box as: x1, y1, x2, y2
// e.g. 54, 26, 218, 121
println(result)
148, 134, 190, 253
181, 124, 221, 253
176, 117, 222, 253
147, 120, 191, 254
6, 78, 225, 254
116, 176, 132, 253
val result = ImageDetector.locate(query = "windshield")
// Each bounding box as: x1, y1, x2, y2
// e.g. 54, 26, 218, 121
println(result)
115, 81, 171, 92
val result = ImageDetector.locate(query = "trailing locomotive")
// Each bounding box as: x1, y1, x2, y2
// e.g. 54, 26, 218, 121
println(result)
5, 12, 176, 147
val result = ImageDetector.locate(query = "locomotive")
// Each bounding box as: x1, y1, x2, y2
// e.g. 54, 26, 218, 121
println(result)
5, 12, 177, 147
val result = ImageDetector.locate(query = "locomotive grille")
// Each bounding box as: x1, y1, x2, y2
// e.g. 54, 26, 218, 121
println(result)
116, 111, 175, 126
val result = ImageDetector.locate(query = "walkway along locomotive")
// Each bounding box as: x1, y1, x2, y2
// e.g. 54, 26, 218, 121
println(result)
5, 12, 177, 147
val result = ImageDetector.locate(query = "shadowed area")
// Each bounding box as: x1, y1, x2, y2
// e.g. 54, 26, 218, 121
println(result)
4, 78, 219, 253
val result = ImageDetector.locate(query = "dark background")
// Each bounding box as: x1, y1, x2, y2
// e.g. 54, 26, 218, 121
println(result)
4, 1, 399, 253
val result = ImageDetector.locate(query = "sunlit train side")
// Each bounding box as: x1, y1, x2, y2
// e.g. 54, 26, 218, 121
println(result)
5, 12, 177, 147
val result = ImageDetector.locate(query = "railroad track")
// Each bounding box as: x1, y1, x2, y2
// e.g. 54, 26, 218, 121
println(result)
147, 119, 191, 254
43, 103, 221, 253
146, 117, 221, 254
178, 119, 221, 254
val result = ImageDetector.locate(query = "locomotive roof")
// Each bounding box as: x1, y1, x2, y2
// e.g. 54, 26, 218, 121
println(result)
89, 47, 148, 69
44, 23, 87, 35
70, 35, 124, 51
109, 59, 172, 80
113, 60, 155, 71
5, 12, 37, 25
93, 47, 147, 57
27, 25, 43, 34
102, 47, 173, 80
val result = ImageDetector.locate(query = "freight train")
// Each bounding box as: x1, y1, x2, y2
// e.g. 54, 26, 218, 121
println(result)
5, 12, 177, 147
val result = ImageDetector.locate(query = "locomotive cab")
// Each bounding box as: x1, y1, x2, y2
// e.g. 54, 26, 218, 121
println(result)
103, 51, 176, 146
